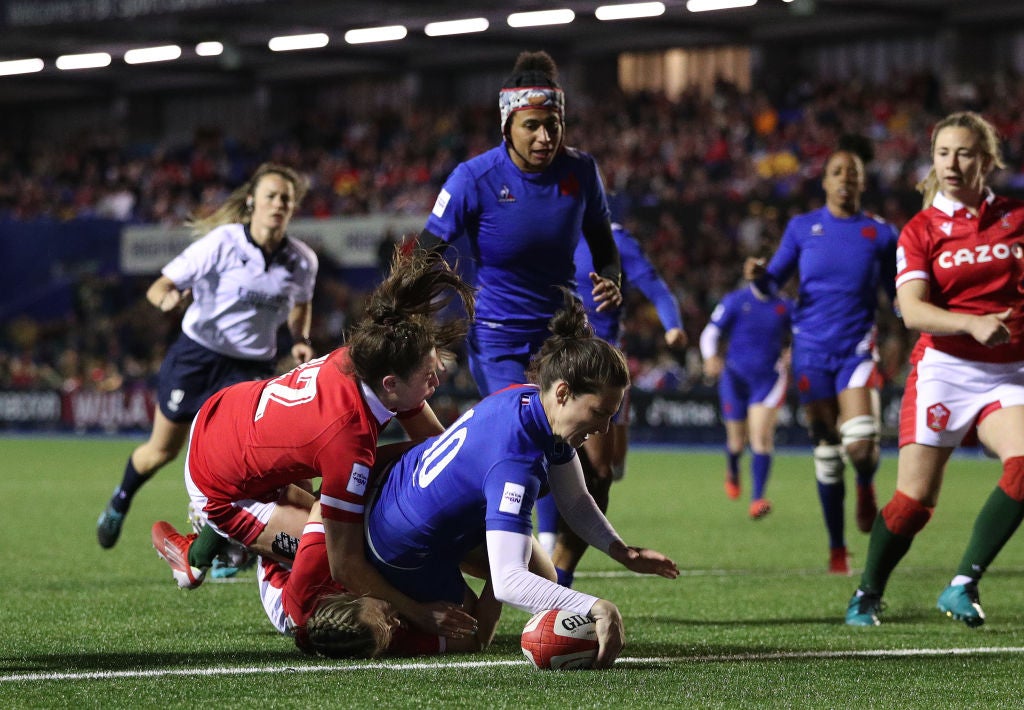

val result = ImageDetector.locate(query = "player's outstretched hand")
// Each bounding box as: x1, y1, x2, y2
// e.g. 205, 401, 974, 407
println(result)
589, 599, 625, 669
417, 601, 479, 639
608, 541, 679, 579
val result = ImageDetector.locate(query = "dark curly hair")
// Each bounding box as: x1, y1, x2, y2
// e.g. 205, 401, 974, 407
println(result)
347, 249, 475, 385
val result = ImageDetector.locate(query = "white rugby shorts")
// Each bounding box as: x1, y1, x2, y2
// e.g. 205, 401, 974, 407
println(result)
899, 347, 1024, 448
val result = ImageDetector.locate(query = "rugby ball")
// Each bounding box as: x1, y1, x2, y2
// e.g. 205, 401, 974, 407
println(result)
521, 609, 599, 670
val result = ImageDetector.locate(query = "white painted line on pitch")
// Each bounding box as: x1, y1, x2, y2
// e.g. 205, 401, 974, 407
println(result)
209, 564, 1024, 583
5, 646, 1024, 683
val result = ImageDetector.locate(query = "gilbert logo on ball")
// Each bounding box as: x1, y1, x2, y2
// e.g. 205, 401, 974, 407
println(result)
521, 609, 599, 670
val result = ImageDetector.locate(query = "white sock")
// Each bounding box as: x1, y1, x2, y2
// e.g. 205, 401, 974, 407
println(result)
538, 532, 556, 556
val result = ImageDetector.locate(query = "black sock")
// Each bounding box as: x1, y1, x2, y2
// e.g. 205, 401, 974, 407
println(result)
111, 457, 149, 513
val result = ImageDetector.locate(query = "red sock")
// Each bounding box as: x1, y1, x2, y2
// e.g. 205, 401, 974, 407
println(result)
998, 456, 1024, 502
881, 490, 932, 537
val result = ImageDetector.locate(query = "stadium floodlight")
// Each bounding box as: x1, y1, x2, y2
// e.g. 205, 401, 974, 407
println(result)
0, 58, 44, 76
507, 9, 575, 28
344, 25, 408, 44
595, 2, 666, 21
55, 52, 112, 70
424, 18, 489, 37
686, 0, 757, 11
195, 42, 224, 57
124, 45, 182, 65
268, 33, 329, 52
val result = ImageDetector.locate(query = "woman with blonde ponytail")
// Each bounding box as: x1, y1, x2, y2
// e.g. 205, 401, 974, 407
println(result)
847, 111, 1024, 628
97, 162, 318, 549
915, 111, 1005, 209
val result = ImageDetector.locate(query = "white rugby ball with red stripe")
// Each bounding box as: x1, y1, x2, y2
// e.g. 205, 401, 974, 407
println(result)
521, 609, 598, 670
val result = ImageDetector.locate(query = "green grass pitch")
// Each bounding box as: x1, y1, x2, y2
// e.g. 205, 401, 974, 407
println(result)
3, 435, 1024, 708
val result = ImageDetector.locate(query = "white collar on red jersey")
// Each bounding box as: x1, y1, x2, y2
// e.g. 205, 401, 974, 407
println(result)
932, 187, 995, 216
360, 381, 396, 425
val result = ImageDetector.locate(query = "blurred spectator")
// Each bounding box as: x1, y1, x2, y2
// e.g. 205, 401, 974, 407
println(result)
8, 69, 1024, 395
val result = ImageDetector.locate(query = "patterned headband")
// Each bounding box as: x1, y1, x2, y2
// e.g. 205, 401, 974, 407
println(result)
499, 86, 565, 133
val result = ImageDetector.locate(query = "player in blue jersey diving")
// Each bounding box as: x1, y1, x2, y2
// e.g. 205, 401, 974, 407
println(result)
537, 222, 685, 588
700, 279, 793, 520
364, 292, 679, 669
745, 146, 899, 574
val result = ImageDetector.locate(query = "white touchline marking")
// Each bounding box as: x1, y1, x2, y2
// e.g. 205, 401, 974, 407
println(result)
5, 647, 1024, 683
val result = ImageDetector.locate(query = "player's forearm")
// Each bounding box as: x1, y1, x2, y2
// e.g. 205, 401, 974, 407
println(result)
549, 460, 622, 554
897, 290, 974, 335
330, 554, 428, 626
287, 302, 312, 342
486, 530, 598, 615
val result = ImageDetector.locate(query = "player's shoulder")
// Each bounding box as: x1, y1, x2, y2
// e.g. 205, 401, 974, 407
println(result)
720, 287, 747, 310
991, 193, 1024, 211
191, 222, 242, 248
860, 211, 900, 240
900, 207, 939, 236
558, 145, 599, 171
459, 145, 507, 178
861, 211, 894, 227
561, 144, 592, 158
283, 234, 318, 266
785, 208, 823, 233
179, 223, 244, 263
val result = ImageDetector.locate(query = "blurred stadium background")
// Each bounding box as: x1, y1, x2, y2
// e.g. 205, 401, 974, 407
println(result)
3, 0, 1024, 442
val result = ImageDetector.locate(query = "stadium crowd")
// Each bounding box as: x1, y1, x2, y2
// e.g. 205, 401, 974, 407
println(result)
4, 69, 1024, 398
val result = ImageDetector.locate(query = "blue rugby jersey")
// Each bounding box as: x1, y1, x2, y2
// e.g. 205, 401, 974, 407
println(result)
758, 207, 897, 357
575, 224, 682, 343
708, 285, 792, 375
425, 145, 609, 325
366, 385, 575, 570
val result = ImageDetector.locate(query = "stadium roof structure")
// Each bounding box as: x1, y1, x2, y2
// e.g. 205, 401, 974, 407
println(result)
1, 0, 1022, 104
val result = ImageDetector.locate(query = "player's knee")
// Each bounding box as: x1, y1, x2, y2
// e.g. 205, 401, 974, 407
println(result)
881, 490, 933, 537
813, 444, 844, 485
841, 415, 878, 450
841, 415, 879, 471
809, 419, 839, 447
998, 456, 1024, 502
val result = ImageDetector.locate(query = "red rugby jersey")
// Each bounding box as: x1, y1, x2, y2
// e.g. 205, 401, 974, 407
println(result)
896, 191, 1024, 363
187, 347, 391, 523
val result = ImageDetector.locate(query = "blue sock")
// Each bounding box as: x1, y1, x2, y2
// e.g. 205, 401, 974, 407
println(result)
555, 567, 575, 588
751, 453, 771, 500
726, 450, 741, 481
535, 493, 559, 537
816, 480, 846, 549
112, 457, 146, 513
